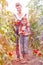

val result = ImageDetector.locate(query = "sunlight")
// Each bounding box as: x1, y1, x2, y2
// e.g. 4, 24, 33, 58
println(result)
6, 0, 30, 13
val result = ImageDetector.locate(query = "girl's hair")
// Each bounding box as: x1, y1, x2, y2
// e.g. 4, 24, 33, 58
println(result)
22, 17, 27, 21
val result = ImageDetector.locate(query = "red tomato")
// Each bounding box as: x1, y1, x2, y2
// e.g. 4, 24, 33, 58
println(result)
38, 52, 42, 57
8, 51, 13, 56
17, 21, 21, 25
33, 49, 38, 54
21, 30, 25, 35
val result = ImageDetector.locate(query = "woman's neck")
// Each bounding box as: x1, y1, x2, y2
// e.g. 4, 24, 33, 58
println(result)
17, 11, 22, 15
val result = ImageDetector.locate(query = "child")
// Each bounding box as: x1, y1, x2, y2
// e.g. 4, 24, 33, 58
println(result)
19, 17, 31, 63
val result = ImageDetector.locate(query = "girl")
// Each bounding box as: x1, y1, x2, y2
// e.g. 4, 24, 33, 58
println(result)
19, 17, 31, 62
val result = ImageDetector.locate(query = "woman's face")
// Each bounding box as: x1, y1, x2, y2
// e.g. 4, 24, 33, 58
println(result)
16, 5, 22, 13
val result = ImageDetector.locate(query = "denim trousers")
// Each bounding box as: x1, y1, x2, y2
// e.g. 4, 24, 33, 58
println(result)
19, 34, 29, 54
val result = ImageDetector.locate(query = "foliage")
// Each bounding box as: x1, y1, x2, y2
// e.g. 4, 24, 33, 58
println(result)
0, 14, 16, 44
27, 0, 43, 49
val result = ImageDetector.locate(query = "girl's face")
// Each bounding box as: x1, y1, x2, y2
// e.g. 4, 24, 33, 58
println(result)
16, 5, 22, 13
22, 18, 27, 25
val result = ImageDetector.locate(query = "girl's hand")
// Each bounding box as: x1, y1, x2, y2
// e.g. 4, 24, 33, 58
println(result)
20, 30, 25, 35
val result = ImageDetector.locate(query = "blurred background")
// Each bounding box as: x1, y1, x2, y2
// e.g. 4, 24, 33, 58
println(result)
0, 0, 43, 65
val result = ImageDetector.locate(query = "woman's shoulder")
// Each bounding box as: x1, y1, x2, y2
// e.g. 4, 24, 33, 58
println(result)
14, 12, 28, 20
14, 13, 17, 19
23, 13, 28, 19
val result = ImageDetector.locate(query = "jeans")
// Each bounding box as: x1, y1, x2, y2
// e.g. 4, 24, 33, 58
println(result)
14, 26, 20, 58
19, 34, 29, 54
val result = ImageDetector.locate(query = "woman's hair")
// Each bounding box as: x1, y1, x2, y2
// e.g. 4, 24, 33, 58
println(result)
15, 2, 22, 7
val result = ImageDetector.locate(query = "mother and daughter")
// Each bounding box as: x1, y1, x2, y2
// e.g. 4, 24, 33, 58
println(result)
12, 2, 31, 63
